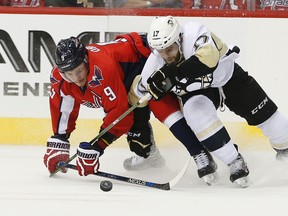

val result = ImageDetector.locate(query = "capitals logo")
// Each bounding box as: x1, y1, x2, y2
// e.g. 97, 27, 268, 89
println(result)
88, 65, 103, 88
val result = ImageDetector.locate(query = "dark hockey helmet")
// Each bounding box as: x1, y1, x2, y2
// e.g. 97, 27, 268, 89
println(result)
55, 37, 86, 72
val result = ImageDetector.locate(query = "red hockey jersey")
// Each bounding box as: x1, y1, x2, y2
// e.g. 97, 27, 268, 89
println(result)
49, 33, 150, 140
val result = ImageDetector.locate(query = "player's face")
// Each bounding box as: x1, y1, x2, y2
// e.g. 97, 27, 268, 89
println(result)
65, 63, 88, 87
157, 43, 180, 64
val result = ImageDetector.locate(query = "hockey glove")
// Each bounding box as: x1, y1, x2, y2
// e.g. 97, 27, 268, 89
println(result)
76, 140, 106, 176
147, 64, 178, 100
127, 122, 154, 158
43, 135, 70, 173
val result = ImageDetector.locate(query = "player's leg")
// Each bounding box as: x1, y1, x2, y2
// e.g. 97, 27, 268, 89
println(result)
181, 89, 250, 187
223, 63, 288, 160
258, 111, 288, 160
149, 93, 218, 184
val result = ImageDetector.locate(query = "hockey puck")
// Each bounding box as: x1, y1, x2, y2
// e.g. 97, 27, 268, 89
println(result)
100, 180, 113, 192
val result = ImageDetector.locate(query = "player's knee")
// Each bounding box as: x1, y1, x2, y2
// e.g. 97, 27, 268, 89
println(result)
183, 95, 218, 134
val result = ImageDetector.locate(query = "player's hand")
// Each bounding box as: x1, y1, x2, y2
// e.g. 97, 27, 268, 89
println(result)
147, 64, 177, 100
43, 135, 70, 173
127, 125, 153, 158
76, 141, 104, 176
147, 69, 167, 100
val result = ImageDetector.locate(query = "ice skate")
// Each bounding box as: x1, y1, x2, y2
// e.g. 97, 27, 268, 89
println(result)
275, 148, 288, 161
193, 149, 218, 186
228, 153, 250, 188
123, 145, 165, 171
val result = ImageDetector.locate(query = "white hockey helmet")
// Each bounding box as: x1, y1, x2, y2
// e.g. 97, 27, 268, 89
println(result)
147, 16, 182, 50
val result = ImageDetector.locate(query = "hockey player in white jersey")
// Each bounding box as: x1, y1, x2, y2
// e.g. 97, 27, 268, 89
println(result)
133, 16, 288, 187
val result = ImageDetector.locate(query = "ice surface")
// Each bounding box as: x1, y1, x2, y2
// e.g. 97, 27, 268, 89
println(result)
0, 144, 287, 216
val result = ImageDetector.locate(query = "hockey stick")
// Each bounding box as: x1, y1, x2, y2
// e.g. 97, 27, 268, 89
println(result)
65, 157, 190, 190
49, 93, 151, 177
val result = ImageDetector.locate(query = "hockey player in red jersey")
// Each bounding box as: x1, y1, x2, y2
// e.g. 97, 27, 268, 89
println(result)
44, 34, 218, 184
44, 34, 152, 176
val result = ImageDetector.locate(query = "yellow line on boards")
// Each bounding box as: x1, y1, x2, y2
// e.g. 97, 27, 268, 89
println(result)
0, 118, 270, 149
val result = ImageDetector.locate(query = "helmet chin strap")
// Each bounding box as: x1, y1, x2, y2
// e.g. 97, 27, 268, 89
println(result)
176, 36, 184, 65
176, 44, 184, 65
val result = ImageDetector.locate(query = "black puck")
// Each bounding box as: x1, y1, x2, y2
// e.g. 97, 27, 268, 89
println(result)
100, 180, 113, 192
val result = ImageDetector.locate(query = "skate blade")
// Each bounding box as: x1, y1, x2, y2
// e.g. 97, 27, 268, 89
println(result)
234, 176, 250, 188
202, 173, 216, 186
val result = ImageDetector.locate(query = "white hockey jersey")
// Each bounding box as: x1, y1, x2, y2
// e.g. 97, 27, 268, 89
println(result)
137, 21, 240, 97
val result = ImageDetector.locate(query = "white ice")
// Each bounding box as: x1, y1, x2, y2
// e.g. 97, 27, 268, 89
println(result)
0, 144, 288, 216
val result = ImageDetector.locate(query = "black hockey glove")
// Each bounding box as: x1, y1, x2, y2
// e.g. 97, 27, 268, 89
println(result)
127, 106, 154, 158
127, 126, 153, 158
147, 64, 179, 101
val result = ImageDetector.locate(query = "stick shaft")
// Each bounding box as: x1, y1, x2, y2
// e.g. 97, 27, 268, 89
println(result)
65, 158, 191, 190
66, 164, 170, 190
